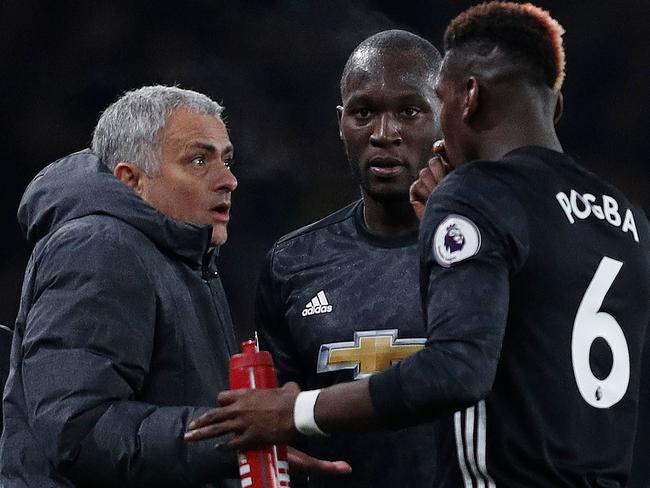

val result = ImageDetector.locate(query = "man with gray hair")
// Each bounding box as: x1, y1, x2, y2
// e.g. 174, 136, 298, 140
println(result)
0, 85, 241, 486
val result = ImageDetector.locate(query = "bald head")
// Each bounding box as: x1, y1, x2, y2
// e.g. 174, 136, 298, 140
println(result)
340, 30, 442, 100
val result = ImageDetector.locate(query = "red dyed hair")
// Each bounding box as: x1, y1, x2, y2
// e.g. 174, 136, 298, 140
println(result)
444, 2, 566, 91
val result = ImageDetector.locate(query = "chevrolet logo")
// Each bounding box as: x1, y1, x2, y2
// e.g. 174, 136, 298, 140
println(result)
317, 330, 426, 379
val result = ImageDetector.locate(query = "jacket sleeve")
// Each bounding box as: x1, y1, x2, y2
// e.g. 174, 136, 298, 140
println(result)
21, 226, 236, 486
255, 245, 307, 386
369, 167, 529, 424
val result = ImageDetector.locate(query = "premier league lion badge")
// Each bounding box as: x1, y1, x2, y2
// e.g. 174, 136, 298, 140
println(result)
433, 214, 481, 267
444, 223, 465, 253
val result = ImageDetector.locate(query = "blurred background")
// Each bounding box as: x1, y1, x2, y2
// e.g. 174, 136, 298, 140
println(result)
1, 0, 648, 337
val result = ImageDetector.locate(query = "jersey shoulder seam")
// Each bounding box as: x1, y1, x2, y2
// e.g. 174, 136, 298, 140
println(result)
275, 200, 359, 246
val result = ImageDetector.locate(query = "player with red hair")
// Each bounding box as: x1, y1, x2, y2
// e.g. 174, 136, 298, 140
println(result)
186, 4, 649, 486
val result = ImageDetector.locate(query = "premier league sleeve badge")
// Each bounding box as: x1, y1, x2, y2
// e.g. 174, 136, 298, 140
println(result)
433, 214, 482, 267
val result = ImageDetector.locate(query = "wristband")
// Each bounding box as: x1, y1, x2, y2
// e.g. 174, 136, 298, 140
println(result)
293, 389, 328, 436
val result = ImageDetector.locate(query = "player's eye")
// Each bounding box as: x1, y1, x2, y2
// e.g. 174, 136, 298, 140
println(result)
354, 107, 373, 119
401, 107, 421, 118
224, 158, 235, 169
191, 156, 206, 167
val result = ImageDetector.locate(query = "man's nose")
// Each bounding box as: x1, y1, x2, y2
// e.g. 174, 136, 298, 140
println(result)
211, 162, 238, 192
369, 113, 402, 147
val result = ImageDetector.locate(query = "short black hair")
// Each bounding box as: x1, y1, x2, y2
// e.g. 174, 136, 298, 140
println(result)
340, 30, 442, 98
444, 2, 565, 91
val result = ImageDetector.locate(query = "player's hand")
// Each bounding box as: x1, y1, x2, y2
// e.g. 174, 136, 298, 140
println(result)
409, 140, 451, 221
287, 446, 352, 478
184, 382, 301, 450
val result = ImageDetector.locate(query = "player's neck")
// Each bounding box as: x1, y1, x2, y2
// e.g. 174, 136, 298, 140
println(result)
362, 195, 419, 237
475, 119, 563, 162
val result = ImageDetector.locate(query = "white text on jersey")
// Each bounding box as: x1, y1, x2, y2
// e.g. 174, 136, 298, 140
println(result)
555, 190, 639, 243
301, 290, 333, 316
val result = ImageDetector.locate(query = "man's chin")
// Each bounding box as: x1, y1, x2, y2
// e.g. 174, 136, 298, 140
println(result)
210, 228, 228, 247
364, 188, 410, 203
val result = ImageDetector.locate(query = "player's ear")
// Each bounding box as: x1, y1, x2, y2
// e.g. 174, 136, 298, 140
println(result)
462, 77, 479, 124
553, 91, 564, 125
336, 105, 344, 140
114, 162, 147, 196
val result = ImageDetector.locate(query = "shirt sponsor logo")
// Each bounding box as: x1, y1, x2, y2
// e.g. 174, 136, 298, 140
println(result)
301, 290, 333, 316
433, 215, 481, 267
555, 190, 639, 243
317, 329, 425, 379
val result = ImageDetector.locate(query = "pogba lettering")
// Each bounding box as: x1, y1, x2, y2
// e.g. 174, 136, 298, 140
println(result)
555, 190, 639, 243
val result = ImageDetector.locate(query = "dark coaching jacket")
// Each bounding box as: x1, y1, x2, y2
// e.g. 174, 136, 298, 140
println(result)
0, 150, 239, 487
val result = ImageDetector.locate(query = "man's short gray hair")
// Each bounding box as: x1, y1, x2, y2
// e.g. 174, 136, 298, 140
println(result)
92, 85, 224, 175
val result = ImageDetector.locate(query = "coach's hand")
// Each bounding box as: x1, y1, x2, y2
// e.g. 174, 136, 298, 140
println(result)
184, 382, 300, 449
409, 140, 451, 220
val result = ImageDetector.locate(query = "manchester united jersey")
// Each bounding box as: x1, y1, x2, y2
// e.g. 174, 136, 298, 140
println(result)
256, 200, 438, 488
370, 146, 650, 487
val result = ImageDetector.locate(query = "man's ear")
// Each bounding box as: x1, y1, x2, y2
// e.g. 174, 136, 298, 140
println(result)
553, 91, 564, 125
336, 105, 344, 140
114, 162, 146, 195
462, 77, 479, 124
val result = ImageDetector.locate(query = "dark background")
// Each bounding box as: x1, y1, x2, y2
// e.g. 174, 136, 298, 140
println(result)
1, 0, 648, 338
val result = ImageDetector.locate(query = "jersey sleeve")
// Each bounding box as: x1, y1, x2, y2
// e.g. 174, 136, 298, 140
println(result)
255, 244, 307, 386
369, 163, 529, 423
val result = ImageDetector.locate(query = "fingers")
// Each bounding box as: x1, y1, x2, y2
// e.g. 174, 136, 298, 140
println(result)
409, 181, 427, 221
428, 157, 448, 184
410, 158, 442, 200
409, 178, 430, 206
433, 139, 449, 163
185, 418, 243, 442
188, 406, 233, 431
186, 385, 302, 448
281, 381, 301, 394
217, 388, 249, 406
287, 446, 352, 476
410, 155, 451, 221
185, 405, 243, 442
218, 428, 273, 452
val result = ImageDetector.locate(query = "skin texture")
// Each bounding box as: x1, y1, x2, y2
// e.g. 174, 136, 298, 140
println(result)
337, 50, 442, 236
114, 109, 237, 246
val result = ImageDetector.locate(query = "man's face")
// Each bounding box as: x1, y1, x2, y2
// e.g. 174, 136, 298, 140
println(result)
338, 52, 440, 202
139, 109, 237, 245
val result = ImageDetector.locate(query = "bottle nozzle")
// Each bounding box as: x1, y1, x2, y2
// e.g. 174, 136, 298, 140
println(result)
241, 340, 257, 354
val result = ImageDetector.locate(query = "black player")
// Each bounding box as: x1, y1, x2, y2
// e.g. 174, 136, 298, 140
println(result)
254, 30, 443, 487
185, 4, 650, 486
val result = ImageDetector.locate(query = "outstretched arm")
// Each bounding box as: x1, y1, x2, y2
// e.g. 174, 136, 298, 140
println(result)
184, 379, 379, 450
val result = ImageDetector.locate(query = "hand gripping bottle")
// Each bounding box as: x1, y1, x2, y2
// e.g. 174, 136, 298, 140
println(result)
229, 340, 290, 488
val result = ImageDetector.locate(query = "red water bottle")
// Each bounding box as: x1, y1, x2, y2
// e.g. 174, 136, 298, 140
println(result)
229, 340, 290, 488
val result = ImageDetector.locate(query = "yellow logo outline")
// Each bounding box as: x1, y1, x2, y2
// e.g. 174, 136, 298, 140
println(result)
316, 329, 426, 379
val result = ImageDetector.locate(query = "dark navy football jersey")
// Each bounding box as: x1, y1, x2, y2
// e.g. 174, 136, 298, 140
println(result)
370, 146, 650, 487
256, 200, 439, 488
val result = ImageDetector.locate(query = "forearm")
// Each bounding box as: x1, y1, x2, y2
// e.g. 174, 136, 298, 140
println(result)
313, 379, 382, 433
368, 339, 497, 426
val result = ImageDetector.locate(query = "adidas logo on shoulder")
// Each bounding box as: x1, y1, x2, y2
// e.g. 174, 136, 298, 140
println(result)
302, 291, 333, 317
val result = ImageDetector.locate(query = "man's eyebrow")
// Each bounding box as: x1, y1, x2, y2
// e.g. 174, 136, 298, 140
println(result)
186, 142, 234, 155
346, 91, 430, 105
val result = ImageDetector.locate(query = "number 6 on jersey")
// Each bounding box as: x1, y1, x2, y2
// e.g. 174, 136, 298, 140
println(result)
571, 256, 629, 408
